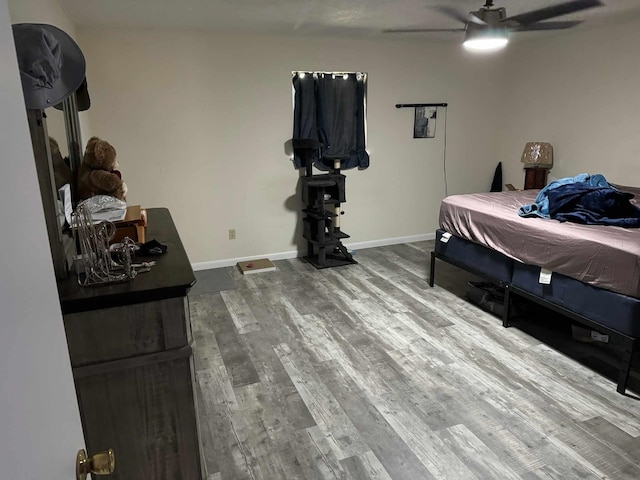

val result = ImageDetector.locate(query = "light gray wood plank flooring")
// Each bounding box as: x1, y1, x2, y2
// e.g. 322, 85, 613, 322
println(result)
189, 241, 640, 479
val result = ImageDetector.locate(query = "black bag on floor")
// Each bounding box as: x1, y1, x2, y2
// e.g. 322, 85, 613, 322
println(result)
466, 281, 507, 316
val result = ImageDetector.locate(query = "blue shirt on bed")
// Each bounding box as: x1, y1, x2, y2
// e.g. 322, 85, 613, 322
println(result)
517, 173, 607, 218
518, 173, 640, 227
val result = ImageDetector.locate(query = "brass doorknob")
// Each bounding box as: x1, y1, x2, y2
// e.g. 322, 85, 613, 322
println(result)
76, 449, 115, 479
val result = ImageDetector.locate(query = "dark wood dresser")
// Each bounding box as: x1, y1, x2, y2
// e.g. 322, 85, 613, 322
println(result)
58, 208, 203, 480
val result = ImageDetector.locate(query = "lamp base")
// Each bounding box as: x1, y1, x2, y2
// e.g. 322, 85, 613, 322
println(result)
524, 167, 549, 190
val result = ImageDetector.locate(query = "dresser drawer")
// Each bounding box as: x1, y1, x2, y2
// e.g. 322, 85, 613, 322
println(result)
63, 296, 191, 367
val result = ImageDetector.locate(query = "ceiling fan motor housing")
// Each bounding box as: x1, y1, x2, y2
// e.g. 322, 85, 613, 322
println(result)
473, 7, 507, 25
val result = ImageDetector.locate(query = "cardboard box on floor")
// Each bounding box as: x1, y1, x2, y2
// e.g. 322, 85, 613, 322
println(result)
110, 205, 146, 244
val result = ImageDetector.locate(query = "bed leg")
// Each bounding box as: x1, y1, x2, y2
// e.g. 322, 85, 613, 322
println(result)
617, 338, 635, 394
429, 251, 436, 287
502, 284, 511, 328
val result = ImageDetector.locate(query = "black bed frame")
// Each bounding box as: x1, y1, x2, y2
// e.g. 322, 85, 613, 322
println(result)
429, 250, 637, 395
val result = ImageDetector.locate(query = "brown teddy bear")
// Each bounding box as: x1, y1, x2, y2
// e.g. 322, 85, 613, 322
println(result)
77, 136, 127, 201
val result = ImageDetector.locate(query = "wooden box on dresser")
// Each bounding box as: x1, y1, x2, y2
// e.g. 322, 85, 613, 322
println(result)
57, 208, 203, 480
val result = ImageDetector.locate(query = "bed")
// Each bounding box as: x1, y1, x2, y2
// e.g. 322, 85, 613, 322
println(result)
429, 188, 640, 394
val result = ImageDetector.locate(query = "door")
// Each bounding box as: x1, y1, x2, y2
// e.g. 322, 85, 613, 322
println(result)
0, 1, 87, 477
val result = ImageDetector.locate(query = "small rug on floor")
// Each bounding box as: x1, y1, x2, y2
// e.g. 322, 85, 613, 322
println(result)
189, 268, 236, 296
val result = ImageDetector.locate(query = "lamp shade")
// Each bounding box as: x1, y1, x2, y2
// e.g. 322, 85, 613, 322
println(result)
521, 142, 553, 168
463, 26, 509, 51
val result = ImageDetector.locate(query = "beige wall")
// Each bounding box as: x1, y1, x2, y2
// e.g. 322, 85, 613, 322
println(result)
77, 28, 507, 264
13, 0, 640, 266
8, 0, 73, 32
499, 19, 640, 189
1, 1, 86, 475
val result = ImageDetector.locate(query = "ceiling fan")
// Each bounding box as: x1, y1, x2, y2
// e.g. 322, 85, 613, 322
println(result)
384, 0, 604, 51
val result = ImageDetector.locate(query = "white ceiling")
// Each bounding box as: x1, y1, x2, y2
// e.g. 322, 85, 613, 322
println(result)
57, 0, 640, 39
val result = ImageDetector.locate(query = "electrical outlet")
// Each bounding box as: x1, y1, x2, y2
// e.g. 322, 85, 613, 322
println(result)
228, 228, 236, 240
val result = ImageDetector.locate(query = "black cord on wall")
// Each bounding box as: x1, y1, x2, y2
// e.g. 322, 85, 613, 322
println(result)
395, 102, 449, 197
443, 107, 448, 197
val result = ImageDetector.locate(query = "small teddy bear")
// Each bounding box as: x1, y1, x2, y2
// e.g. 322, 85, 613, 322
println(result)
77, 136, 127, 201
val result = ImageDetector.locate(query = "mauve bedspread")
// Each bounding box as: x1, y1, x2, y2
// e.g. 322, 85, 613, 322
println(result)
439, 190, 640, 298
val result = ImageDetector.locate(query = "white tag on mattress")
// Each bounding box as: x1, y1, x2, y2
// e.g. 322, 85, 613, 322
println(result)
440, 232, 452, 243
539, 268, 553, 284
591, 331, 609, 343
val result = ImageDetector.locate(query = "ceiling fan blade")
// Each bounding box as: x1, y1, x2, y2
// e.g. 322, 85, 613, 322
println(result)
514, 20, 582, 31
431, 6, 476, 26
468, 12, 487, 25
383, 27, 465, 33
503, 0, 603, 27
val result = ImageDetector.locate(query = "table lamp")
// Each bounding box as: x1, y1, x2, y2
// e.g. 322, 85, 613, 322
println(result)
521, 142, 553, 190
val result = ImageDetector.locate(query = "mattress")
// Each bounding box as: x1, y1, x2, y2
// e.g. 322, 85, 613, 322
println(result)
435, 229, 513, 283
439, 190, 640, 298
511, 262, 640, 337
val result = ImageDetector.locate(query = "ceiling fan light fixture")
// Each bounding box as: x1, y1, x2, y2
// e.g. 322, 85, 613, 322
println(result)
463, 27, 509, 51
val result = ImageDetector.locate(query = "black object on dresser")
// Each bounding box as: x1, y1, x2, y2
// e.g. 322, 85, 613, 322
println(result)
292, 139, 357, 268
58, 208, 203, 480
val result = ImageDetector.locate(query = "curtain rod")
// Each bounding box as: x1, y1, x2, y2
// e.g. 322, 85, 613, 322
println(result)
396, 103, 448, 108
292, 71, 366, 76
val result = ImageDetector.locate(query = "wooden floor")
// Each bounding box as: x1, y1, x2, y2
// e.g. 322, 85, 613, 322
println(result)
189, 241, 640, 480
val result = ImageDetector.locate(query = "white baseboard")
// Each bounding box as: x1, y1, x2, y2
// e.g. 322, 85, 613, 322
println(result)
344, 232, 435, 252
192, 250, 300, 271
191, 232, 436, 271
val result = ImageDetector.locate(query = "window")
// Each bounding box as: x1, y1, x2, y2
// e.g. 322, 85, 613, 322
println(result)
292, 71, 368, 171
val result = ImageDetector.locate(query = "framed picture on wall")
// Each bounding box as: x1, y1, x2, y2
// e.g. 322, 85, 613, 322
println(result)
413, 106, 437, 138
